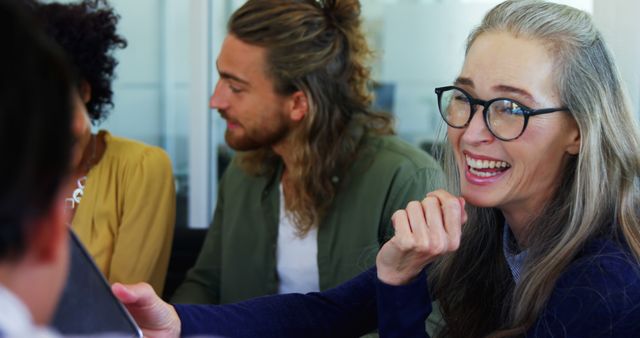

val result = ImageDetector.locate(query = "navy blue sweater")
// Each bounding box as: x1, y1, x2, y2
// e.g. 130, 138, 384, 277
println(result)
175, 238, 640, 337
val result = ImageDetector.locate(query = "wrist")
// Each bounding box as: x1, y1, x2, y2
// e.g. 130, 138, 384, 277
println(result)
377, 266, 421, 286
169, 305, 182, 338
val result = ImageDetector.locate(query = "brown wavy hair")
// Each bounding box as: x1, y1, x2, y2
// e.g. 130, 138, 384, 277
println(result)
229, 0, 394, 234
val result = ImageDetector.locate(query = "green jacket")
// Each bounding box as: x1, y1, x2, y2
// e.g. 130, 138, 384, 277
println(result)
172, 135, 444, 305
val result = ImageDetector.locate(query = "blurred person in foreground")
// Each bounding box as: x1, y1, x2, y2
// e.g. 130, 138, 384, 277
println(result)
0, 0, 74, 336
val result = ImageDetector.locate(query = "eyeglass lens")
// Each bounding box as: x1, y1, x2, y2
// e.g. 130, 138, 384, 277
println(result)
438, 87, 525, 140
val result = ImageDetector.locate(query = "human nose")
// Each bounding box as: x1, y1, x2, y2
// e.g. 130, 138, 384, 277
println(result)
209, 80, 228, 110
461, 104, 494, 145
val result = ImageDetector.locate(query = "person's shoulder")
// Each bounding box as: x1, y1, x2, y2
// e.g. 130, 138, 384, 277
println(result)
538, 238, 640, 334
216, 155, 278, 197
563, 238, 640, 287
219, 155, 268, 181
554, 237, 640, 313
361, 134, 440, 170
102, 130, 171, 168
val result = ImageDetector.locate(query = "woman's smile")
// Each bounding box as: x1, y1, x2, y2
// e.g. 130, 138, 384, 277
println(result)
463, 151, 512, 185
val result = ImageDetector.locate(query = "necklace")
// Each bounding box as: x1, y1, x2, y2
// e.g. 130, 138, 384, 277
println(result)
66, 176, 87, 209
65, 134, 96, 210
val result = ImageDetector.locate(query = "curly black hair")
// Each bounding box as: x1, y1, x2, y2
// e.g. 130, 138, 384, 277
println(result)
32, 0, 127, 123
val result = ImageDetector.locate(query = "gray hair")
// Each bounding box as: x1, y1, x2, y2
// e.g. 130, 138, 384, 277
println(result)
431, 1, 640, 337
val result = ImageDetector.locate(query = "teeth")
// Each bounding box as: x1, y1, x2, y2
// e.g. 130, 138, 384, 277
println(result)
465, 155, 511, 170
469, 168, 499, 177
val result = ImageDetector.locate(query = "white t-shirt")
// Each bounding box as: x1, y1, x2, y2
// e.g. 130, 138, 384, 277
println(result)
276, 183, 320, 294
0, 284, 59, 338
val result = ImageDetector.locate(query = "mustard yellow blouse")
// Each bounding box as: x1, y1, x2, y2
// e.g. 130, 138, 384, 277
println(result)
72, 130, 176, 294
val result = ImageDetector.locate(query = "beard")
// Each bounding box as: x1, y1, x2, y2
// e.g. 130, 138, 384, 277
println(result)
224, 116, 291, 151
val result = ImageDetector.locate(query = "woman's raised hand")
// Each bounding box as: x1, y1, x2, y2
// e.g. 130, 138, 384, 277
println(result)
376, 189, 467, 285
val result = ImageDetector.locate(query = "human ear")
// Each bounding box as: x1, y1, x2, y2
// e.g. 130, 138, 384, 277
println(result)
287, 90, 308, 122
565, 118, 581, 155
79, 81, 91, 104
28, 197, 67, 263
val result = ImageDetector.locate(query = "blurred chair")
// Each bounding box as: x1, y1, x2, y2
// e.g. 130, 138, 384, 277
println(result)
162, 227, 207, 301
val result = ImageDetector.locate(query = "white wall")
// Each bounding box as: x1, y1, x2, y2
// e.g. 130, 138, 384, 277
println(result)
101, 0, 162, 147
364, 0, 598, 144
593, 0, 640, 117
101, 0, 191, 173
376, 2, 494, 144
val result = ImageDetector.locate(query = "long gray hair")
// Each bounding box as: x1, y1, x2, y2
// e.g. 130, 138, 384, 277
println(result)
430, 1, 640, 337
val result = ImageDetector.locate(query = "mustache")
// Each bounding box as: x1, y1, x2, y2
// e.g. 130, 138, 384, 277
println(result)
217, 109, 241, 126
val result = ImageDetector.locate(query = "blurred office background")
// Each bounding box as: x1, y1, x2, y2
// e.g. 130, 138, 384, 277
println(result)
45, 0, 640, 229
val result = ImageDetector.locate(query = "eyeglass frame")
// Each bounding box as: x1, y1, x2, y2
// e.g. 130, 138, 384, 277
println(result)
434, 85, 570, 141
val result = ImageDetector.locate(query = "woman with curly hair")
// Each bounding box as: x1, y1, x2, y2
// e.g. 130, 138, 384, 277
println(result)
33, 0, 176, 295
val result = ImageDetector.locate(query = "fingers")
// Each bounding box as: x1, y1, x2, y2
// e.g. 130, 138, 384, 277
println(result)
377, 190, 466, 285
427, 190, 464, 251
392, 200, 432, 252
112, 283, 136, 304
391, 190, 465, 254
112, 282, 182, 338
461, 198, 468, 223
406, 201, 429, 244
111, 282, 156, 307
421, 196, 446, 253
459, 197, 468, 224
391, 209, 412, 239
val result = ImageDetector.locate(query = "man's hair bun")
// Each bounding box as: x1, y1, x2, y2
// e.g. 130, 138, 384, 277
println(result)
321, 0, 361, 30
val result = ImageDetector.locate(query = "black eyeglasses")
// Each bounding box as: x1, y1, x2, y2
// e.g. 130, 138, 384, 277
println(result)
435, 86, 569, 141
